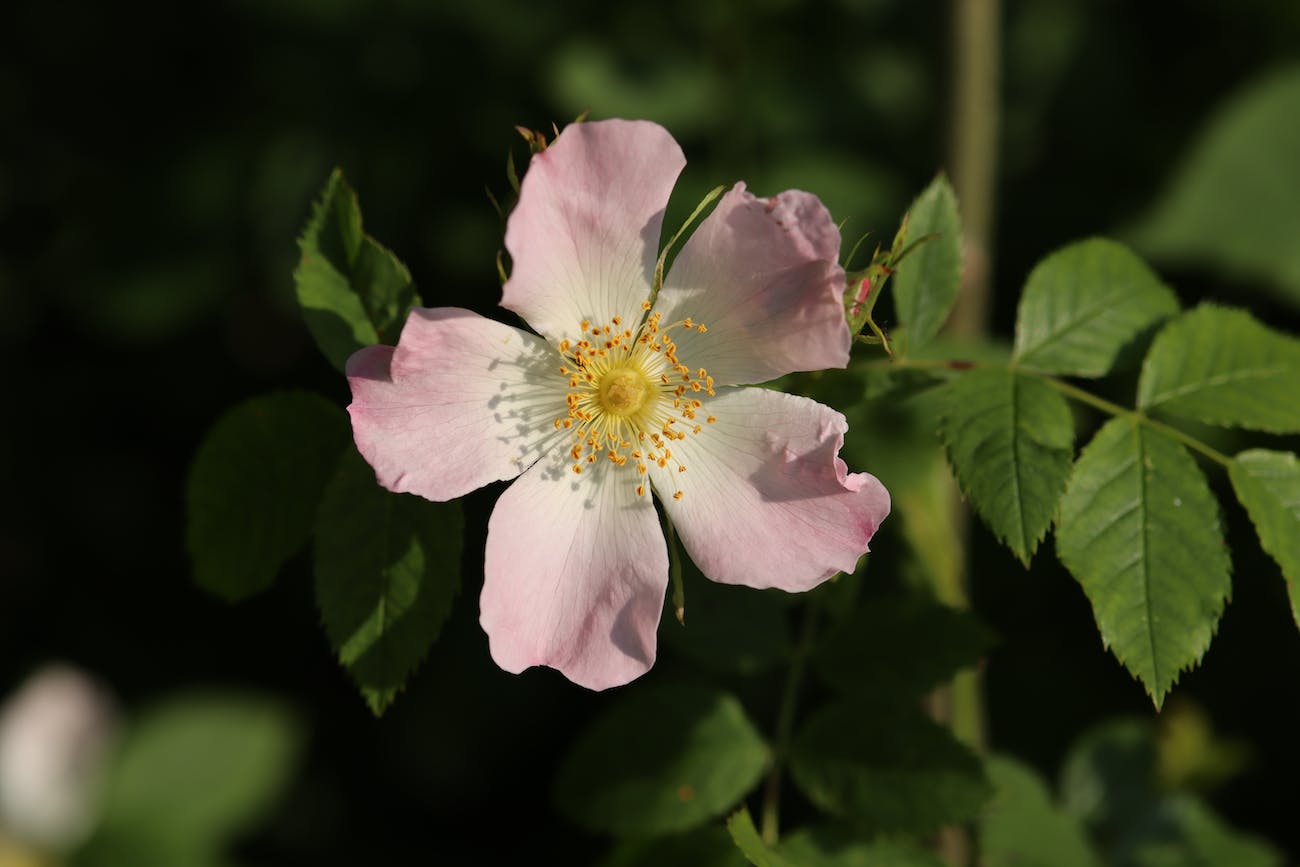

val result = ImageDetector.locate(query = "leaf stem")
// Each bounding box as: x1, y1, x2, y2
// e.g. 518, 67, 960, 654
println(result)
1029, 373, 1232, 468
760, 598, 818, 845
879, 355, 1234, 469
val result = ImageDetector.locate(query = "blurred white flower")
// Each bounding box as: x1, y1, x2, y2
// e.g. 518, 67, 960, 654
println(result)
0, 666, 117, 852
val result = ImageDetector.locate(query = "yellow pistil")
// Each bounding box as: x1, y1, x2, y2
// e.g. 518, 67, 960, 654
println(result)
551, 304, 717, 500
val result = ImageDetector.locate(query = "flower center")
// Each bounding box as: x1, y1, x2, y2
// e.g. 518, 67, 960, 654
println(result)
598, 368, 649, 416
551, 304, 718, 500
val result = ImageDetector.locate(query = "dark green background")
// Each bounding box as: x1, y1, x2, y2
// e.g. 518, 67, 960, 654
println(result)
3, 0, 1299, 863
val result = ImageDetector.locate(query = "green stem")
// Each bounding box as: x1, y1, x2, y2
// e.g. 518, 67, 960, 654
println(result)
760, 599, 818, 845
880, 355, 1234, 468
1030, 374, 1232, 467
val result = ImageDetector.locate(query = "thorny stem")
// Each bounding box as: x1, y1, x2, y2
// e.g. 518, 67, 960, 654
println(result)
760, 598, 819, 845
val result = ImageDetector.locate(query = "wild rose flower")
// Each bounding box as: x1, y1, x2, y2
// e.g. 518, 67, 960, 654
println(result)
346, 119, 890, 690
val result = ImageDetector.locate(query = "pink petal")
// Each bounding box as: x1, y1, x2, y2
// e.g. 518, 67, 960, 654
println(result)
648, 387, 889, 591
347, 308, 568, 501
654, 184, 850, 386
501, 119, 685, 344
481, 456, 668, 690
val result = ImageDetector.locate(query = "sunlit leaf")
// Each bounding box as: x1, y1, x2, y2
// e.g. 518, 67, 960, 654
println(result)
1056, 418, 1231, 708
938, 368, 1074, 564
314, 449, 463, 715
980, 756, 1101, 867
789, 700, 990, 834
294, 168, 420, 371
891, 175, 962, 351
1013, 239, 1178, 376
186, 392, 350, 601
553, 685, 768, 835
1138, 305, 1300, 433
1229, 449, 1300, 629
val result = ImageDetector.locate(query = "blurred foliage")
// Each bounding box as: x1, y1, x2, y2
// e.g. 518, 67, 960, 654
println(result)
5, 0, 1300, 864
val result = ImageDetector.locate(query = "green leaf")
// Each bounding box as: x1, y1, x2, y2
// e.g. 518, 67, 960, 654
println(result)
1055, 418, 1231, 708
85, 694, 299, 863
186, 392, 350, 602
725, 808, 799, 867
980, 756, 1101, 867
1059, 718, 1158, 835
1137, 305, 1300, 433
1128, 796, 1283, 867
1229, 449, 1300, 628
779, 826, 946, 867
602, 828, 749, 867
1060, 719, 1281, 867
788, 700, 991, 834
294, 168, 420, 372
553, 685, 768, 836
1012, 238, 1179, 376
891, 174, 962, 351
938, 368, 1075, 564
1129, 65, 1300, 308
813, 595, 995, 698
314, 449, 462, 716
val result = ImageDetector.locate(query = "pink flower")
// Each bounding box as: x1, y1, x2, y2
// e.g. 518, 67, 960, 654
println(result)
346, 119, 890, 690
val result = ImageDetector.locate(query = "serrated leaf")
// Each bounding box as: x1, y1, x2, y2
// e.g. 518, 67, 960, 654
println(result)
553, 685, 768, 836
1013, 238, 1179, 376
1056, 418, 1231, 707
1129, 65, 1300, 308
813, 595, 994, 698
82, 694, 299, 865
294, 168, 420, 371
788, 700, 991, 834
980, 756, 1102, 867
1137, 305, 1300, 433
1229, 449, 1300, 629
725, 808, 799, 867
939, 368, 1075, 564
186, 392, 350, 602
779, 826, 946, 867
891, 175, 962, 350
314, 449, 462, 715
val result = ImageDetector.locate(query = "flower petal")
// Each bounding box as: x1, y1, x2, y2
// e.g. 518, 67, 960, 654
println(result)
648, 387, 889, 591
654, 184, 850, 386
481, 454, 668, 690
502, 119, 685, 344
347, 307, 567, 501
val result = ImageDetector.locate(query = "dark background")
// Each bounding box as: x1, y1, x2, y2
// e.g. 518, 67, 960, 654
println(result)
3, 0, 1299, 863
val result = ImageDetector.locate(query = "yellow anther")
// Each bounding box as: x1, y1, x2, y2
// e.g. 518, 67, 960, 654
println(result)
706, 415, 717, 424
636, 484, 645, 496
641, 300, 652, 310
572, 465, 582, 474
678, 465, 687, 473
673, 491, 684, 500
697, 324, 708, 333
